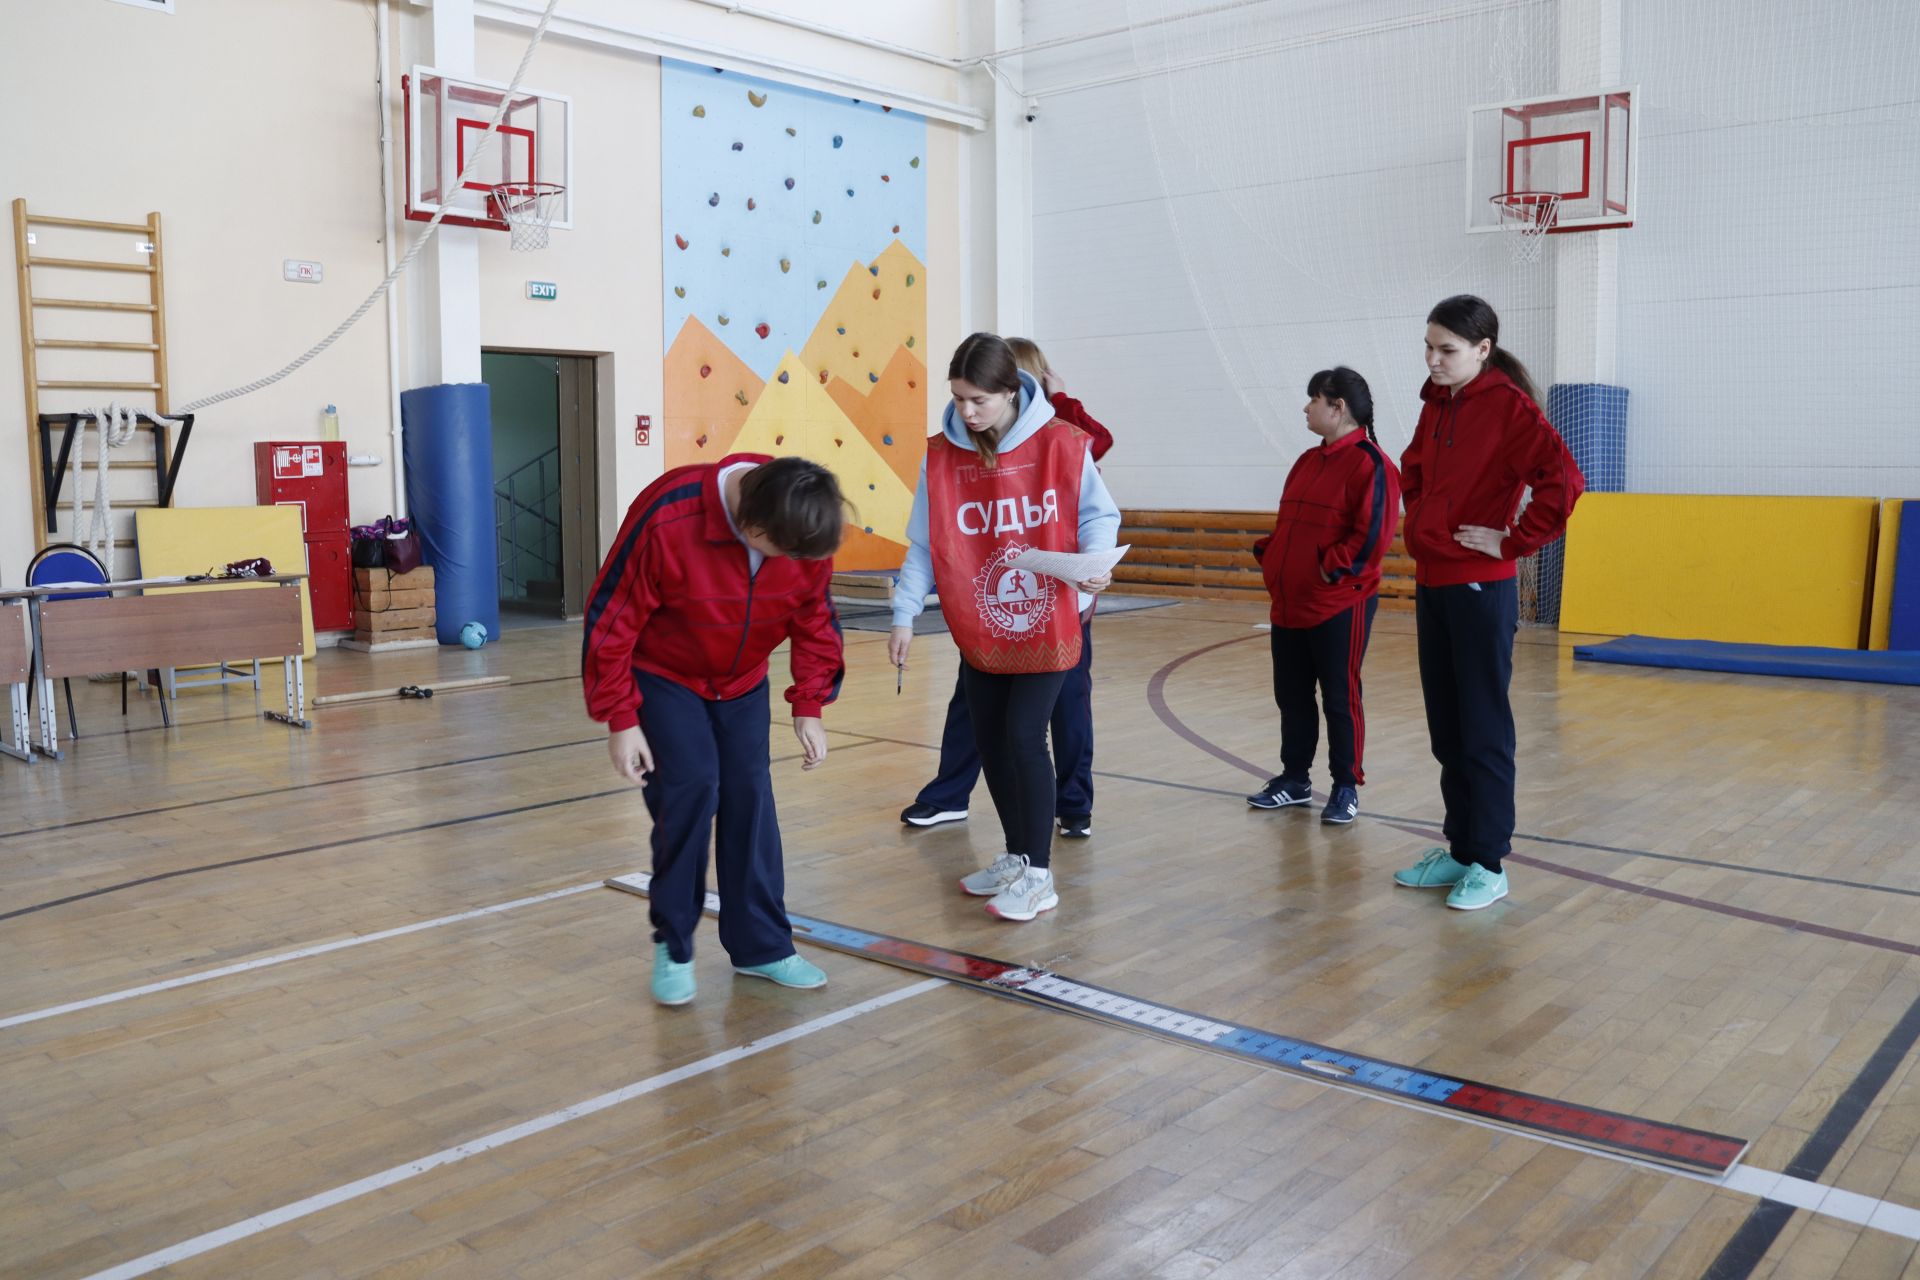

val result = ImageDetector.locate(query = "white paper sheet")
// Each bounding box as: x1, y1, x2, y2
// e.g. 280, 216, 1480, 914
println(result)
1007, 544, 1130, 586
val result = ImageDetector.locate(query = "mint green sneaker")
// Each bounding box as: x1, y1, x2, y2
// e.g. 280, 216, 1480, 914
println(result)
1393, 847, 1471, 889
651, 943, 695, 1007
734, 954, 827, 989
1445, 865, 1510, 911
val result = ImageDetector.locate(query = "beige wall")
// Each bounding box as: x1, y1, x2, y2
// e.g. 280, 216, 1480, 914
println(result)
2, 0, 976, 581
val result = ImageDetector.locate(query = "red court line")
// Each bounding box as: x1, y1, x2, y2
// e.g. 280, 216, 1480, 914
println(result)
1147, 633, 1920, 960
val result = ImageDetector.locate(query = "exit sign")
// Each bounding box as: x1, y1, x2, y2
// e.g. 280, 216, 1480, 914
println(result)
526, 281, 558, 300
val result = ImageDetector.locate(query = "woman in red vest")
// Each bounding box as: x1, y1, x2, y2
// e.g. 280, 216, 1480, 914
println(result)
889, 333, 1122, 922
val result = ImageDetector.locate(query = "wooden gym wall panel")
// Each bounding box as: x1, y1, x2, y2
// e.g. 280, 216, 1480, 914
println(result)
1559, 494, 1876, 648
1867, 499, 1904, 651
133, 506, 314, 657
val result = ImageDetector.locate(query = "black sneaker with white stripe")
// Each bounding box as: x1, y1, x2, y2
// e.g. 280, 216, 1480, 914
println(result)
1056, 814, 1091, 839
1321, 784, 1359, 825
900, 802, 967, 827
1246, 778, 1312, 810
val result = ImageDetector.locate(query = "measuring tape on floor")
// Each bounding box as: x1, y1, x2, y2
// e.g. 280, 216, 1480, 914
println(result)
604, 873, 1748, 1175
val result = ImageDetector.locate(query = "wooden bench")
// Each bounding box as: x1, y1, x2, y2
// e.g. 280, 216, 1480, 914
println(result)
1116, 510, 1414, 611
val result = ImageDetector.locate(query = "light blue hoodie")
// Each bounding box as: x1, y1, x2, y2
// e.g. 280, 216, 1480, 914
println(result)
891, 369, 1121, 627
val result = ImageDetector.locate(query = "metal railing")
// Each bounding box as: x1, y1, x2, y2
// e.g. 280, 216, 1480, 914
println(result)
494, 446, 561, 600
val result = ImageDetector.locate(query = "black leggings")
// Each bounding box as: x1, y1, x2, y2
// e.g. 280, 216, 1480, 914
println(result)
959, 663, 1069, 869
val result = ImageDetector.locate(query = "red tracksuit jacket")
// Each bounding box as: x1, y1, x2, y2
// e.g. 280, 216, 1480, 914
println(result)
1049, 393, 1112, 462
1255, 430, 1402, 629
581, 455, 845, 732
1400, 368, 1585, 587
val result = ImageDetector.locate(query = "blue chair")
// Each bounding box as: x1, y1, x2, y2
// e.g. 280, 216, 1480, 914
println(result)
24, 543, 134, 737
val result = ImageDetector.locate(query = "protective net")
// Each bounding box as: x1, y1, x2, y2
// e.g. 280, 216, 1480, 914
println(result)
1019, 0, 1920, 622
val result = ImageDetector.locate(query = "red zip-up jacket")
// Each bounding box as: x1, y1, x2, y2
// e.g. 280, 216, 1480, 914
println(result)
1400, 368, 1585, 587
581, 455, 845, 732
1253, 429, 1402, 629
1049, 393, 1112, 462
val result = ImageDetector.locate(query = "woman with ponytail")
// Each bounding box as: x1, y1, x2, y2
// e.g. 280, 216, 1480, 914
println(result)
1391, 295, 1584, 911
890, 333, 1121, 922
1248, 366, 1401, 827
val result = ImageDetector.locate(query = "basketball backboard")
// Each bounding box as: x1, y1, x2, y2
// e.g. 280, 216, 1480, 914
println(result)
1467, 85, 1636, 235
403, 66, 572, 232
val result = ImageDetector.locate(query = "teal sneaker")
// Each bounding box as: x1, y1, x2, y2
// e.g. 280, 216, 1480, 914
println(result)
734, 954, 828, 989
651, 943, 695, 1007
1445, 865, 1510, 911
1393, 848, 1471, 889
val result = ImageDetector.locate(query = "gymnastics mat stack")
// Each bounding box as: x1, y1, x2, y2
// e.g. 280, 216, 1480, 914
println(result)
349, 566, 437, 652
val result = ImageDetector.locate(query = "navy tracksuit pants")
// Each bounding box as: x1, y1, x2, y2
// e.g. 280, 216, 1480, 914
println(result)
635, 670, 793, 967
1414, 579, 1519, 873
916, 616, 1096, 818
1269, 596, 1377, 789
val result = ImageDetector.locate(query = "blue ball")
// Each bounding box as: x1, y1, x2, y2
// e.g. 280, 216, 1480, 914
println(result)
460, 622, 488, 649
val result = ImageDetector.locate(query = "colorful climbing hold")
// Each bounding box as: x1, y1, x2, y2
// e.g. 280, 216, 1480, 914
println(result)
872, 288, 881, 299
746, 198, 756, 211
754, 323, 771, 339
699, 364, 712, 378
778, 371, 790, 384
785, 126, 797, 136
906, 274, 916, 287
708, 192, 719, 207
846, 188, 855, 197
815, 280, 827, 289
864, 526, 873, 533
736, 390, 750, 406
835, 438, 844, 448
784, 177, 795, 190
674, 234, 688, 250
673, 286, 685, 298
852, 349, 859, 358
748, 90, 767, 107
882, 434, 894, 446
868, 265, 879, 276
910, 156, 920, 168
696, 433, 709, 447
868, 483, 875, 491
881, 174, 891, 183
812, 210, 821, 224
775, 433, 784, 445
832, 135, 843, 148
836, 327, 845, 335
905, 336, 915, 348
868, 372, 879, 384
717, 313, 730, 325
892, 224, 901, 234
692, 105, 706, 118
907, 380, 916, 389
779, 258, 790, 273
818, 370, 829, 384
720, 246, 731, 256
731, 141, 744, 151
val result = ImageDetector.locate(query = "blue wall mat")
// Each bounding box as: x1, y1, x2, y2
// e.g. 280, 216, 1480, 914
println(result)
1891, 500, 1920, 650
402, 383, 499, 645
1537, 382, 1627, 626
1574, 635, 1920, 686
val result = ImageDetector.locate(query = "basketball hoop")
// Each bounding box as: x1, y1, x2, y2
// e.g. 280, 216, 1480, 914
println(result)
1489, 191, 1560, 263
489, 181, 567, 251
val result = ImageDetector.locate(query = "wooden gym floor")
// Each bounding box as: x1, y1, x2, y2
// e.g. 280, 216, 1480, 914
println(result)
2, 599, 1918, 1279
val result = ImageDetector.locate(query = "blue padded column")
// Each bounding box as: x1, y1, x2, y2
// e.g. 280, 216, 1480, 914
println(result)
401, 382, 499, 645
1539, 382, 1628, 626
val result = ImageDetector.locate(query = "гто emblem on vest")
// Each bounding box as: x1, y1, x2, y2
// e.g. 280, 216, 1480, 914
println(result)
973, 543, 1057, 639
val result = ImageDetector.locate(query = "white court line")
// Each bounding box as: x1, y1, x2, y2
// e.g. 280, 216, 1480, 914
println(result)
79, 977, 946, 1280
0, 882, 603, 1031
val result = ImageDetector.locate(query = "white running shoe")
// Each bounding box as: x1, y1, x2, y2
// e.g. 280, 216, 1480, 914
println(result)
960, 852, 1030, 897
985, 866, 1058, 922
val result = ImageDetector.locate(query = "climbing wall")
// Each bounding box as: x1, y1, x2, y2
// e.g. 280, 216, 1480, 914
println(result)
660, 60, 929, 570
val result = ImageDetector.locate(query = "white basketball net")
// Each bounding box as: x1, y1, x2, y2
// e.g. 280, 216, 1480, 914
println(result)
1489, 191, 1561, 264
492, 182, 566, 252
